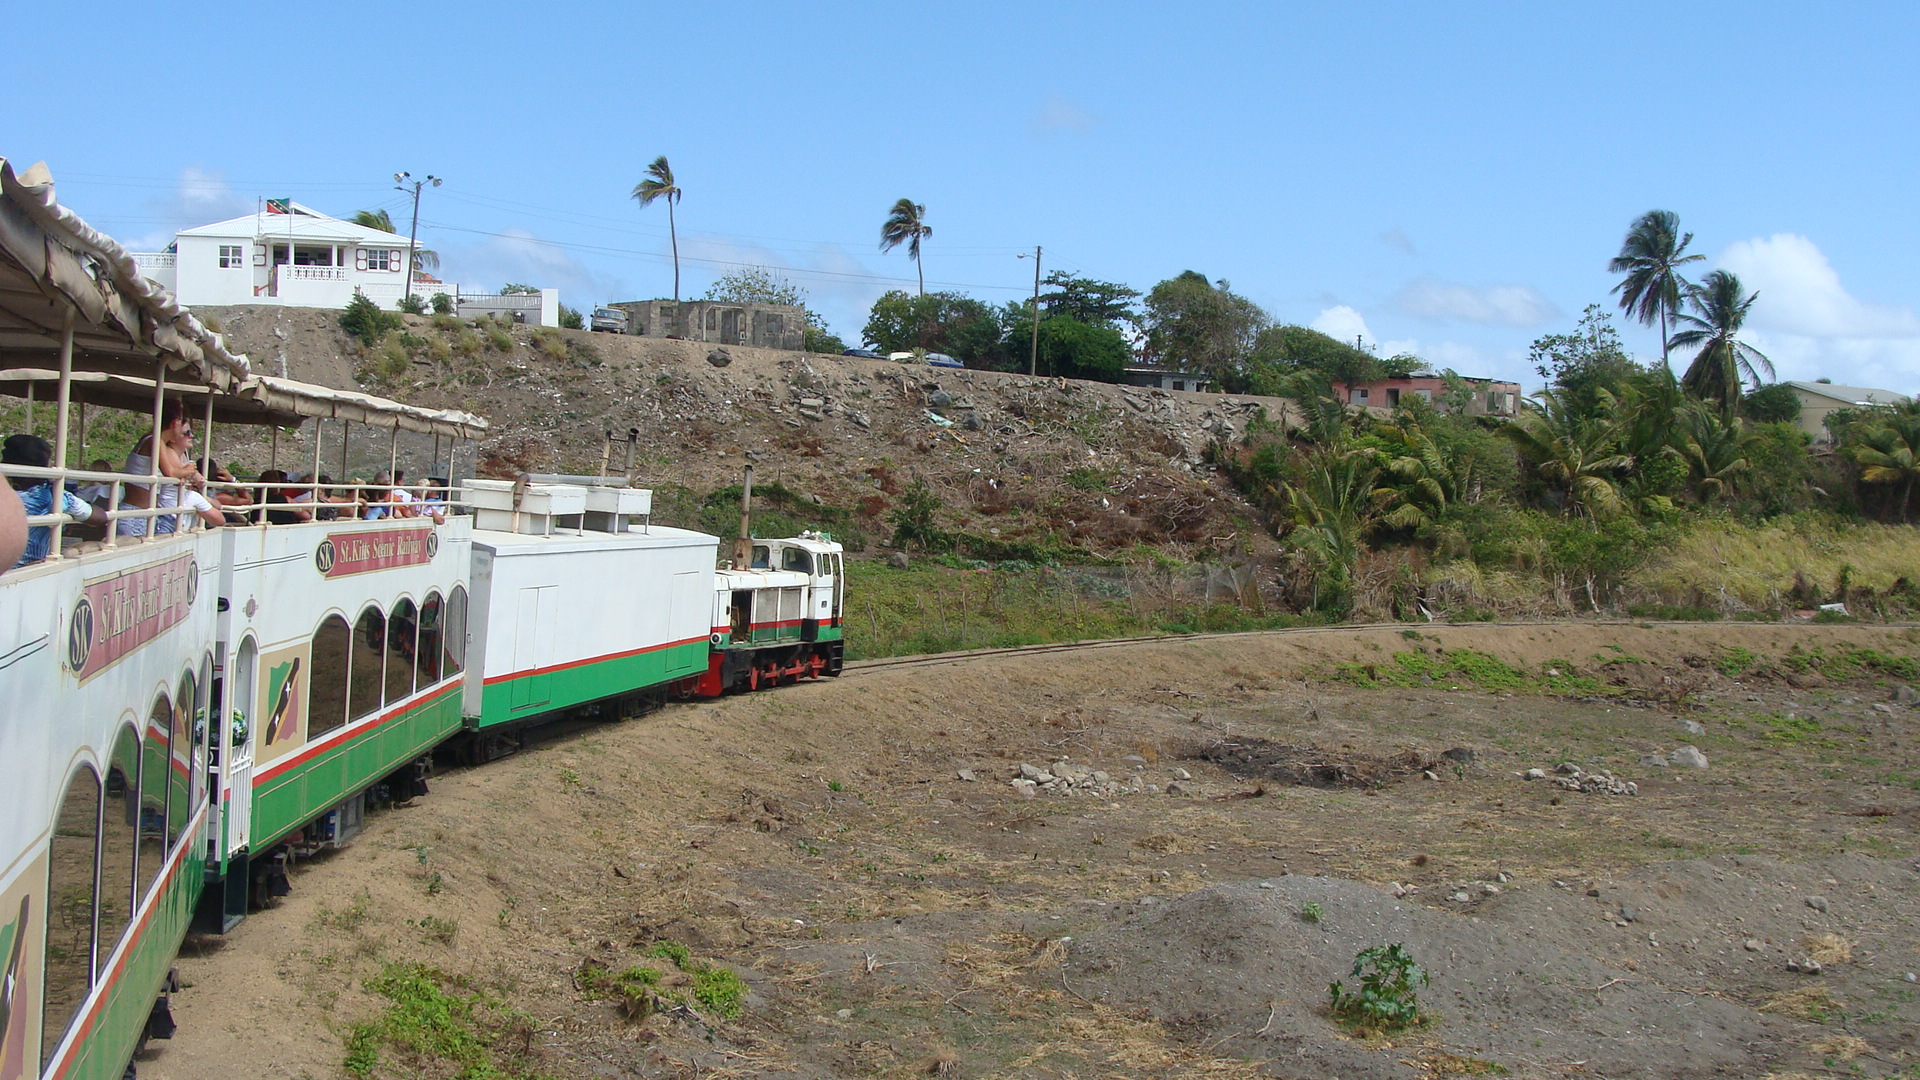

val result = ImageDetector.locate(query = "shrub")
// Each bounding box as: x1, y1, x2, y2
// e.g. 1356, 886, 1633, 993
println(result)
1329, 943, 1428, 1031
558, 304, 584, 330
429, 291, 455, 315
397, 293, 427, 315
340, 293, 402, 346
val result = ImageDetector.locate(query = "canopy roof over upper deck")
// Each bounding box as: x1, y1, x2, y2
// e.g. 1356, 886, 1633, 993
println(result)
0, 157, 487, 438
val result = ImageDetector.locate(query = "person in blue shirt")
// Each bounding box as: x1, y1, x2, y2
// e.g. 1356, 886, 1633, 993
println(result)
3, 434, 107, 568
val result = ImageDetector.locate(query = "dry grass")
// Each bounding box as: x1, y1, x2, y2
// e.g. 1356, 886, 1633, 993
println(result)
1641, 518, 1920, 606
1807, 1034, 1871, 1061
1803, 933, 1853, 965
1759, 986, 1838, 1021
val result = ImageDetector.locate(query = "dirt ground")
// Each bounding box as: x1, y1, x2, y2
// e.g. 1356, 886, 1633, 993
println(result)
144, 622, 1920, 1080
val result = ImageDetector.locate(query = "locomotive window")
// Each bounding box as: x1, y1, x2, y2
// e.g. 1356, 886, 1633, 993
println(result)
350, 605, 387, 722
444, 586, 468, 677
417, 592, 444, 685
781, 548, 812, 574
42, 764, 101, 1070
99, 724, 139, 969
387, 598, 420, 701
750, 545, 770, 569
779, 587, 802, 623
138, 693, 171, 899
169, 671, 196, 848
308, 615, 352, 740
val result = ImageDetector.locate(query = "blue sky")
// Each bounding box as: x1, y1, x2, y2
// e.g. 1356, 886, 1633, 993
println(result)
7, 2, 1918, 391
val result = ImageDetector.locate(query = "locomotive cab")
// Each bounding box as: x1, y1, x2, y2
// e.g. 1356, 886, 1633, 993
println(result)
695, 532, 845, 694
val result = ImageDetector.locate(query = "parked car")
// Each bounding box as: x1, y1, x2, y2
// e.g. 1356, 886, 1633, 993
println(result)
590, 306, 629, 334
842, 347, 883, 358
925, 353, 964, 369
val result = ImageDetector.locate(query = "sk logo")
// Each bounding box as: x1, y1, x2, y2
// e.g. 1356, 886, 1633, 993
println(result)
68, 596, 94, 674
426, 531, 440, 559
314, 539, 336, 575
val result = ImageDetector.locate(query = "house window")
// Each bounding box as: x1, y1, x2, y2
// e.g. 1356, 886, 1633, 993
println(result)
365, 249, 394, 272
1414, 388, 1432, 401
218, 244, 245, 268
1351, 388, 1369, 405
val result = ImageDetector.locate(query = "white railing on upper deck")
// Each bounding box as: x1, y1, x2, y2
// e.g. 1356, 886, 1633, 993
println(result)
132, 252, 176, 270
281, 264, 347, 281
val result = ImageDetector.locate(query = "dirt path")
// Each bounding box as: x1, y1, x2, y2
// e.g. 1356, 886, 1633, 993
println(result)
145, 622, 1920, 1079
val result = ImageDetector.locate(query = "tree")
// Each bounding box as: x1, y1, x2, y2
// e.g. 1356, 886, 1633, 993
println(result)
879, 199, 932, 296
632, 156, 683, 302
1501, 388, 1634, 518
558, 305, 584, 330
1284, 448, 1379, 615
1141, 271, 1269, 387
500, 283, 540, 294
1528, 305, 1644, 418
1369, 422, 1472, 535
1742, 382, 1802, 424
1670, 270, 1773, 415
1673, 404, 1750, 505
1038, 271, 1140, 332
353, 208, 438, 275
1011, 316, 1131, 382
863, 291, 1004, 366
1842, 404, 1920, 522
1246, 324, 1383, 390
1607, 209, 1704, 367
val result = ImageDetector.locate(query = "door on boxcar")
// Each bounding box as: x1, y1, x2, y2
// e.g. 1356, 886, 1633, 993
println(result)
510, 586, 555, 712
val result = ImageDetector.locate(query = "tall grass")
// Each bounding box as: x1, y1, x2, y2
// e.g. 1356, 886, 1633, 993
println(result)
1635, 514, 1920, 609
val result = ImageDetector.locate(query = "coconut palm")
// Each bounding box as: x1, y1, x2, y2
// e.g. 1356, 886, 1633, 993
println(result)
1608, 210, 1705, 367
1369, 423, 1470, 534
1501, 388, 1635, 518
880, 199, 932, 296
1669, 270, 1773, 416
1674, 404, 1750, 505
631, 156, 683, 302
1843, 405, 1920, 523
1284, 448, 1379, 615
351, 208, 438, 274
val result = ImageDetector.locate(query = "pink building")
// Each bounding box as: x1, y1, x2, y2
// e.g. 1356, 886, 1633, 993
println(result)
1341, 373, 1522, 418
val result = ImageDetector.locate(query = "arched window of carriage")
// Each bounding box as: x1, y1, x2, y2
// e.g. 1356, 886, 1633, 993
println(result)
230, 636, 259, 764
195, 652, 213, 804
417, 592, 445, 686
169, 670, 196, 848
444, 586, 468, 677
98, 725, 139, 969
386, 597, 420, 702
42, 763, 100, 1069
138, 693, 171, 899
350, 605, 387, 722
307, 615, 351, 741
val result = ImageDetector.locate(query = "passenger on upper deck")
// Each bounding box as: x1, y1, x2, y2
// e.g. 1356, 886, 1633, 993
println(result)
118, 401, 223, 535
255, 470, 313, 525
414, 480, 447, 525
3, 434, 107, 568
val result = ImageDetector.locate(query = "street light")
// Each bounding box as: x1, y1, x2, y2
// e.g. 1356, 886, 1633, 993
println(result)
394, 172, 442, 306
1016, 246, 1041, 376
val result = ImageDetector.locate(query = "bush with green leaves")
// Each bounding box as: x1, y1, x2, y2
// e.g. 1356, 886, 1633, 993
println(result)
339, 292, 403, 346
429, 292, 455, 315
397, 293, 427, 315
1328, 943, 1428, 1030
558, 304, 584, 330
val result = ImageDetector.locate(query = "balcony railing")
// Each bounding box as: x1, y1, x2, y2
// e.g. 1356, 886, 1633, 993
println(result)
132, 252, 176, 269
282, 265, 347, 281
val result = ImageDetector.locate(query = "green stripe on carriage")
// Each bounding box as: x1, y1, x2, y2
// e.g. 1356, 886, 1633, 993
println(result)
61, 845, 205, 1080
251, 690, 466, 850
472, 639, 709, 730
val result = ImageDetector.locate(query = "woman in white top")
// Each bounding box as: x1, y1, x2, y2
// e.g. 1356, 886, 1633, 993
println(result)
119, 400, 221, 535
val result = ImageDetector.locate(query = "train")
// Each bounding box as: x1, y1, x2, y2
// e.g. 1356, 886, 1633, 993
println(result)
0, 158, 843, 1080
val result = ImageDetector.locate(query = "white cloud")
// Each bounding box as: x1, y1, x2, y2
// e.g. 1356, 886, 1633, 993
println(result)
1392, 278, 1558, 327
1310, 305, 1373, 348
130, 166, 252, 249
1706, 235, 1920, 392
1716, 234, 1920, 339
1031, 94, 1099, 135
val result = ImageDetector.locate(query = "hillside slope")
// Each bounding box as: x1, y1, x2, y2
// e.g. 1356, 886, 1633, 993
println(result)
202, 304, 1291, 565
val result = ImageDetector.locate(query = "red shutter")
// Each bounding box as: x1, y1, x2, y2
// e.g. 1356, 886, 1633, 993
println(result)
355, 248, 368, 271
253, 244, 267, 267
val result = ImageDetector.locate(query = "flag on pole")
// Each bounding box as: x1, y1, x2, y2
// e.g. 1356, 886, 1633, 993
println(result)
264, 198, 292, 215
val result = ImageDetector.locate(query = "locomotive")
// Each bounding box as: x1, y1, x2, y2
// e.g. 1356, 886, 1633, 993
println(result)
0, 158, 842, 1080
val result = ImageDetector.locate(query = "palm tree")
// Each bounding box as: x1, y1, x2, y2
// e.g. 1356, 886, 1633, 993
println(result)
1674, 404, 1750, 505
1843, 405, 1920, 523
1669, 270, 1773, 415
1369, 422, 1471, 534
880, 199, 932, 296
351, 208, 439, 275
1284, 447, 1379, 615
1608, 210, 1705, 367
631, 156, 683, 302
1501, 388, 1635, 518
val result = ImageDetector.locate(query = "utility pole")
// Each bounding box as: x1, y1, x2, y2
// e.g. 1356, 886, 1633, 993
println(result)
1018, 246, 1042, 376
394, 171, 441, 307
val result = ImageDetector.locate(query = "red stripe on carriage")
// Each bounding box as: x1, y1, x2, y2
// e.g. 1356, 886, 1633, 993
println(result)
253, 680, 461, 785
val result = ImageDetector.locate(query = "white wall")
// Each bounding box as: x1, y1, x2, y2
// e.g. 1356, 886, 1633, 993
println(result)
174, 234, 261, 306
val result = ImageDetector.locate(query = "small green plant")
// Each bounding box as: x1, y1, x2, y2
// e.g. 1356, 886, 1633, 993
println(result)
423, 871, 444, 897
559, 767, 581, 787
1716, 647, 1759, 678
397, 293, 427, 315
415, 915, 458, 945
344, 963, 541, 1080
1301, 901, 1325, 924
826, 779, 845, 792
485, 323, 514, 352
429, 292, 455, 315
340, 292, 403, 346
690, 965, 746, 1018
645, 940, 692, 968
1329, 943, 1428, 1031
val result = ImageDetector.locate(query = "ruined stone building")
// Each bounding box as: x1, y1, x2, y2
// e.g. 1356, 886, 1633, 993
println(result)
609, 300, 805, 351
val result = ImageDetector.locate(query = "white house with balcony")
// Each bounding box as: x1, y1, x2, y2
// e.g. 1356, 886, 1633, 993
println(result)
132, 201, 462, 312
